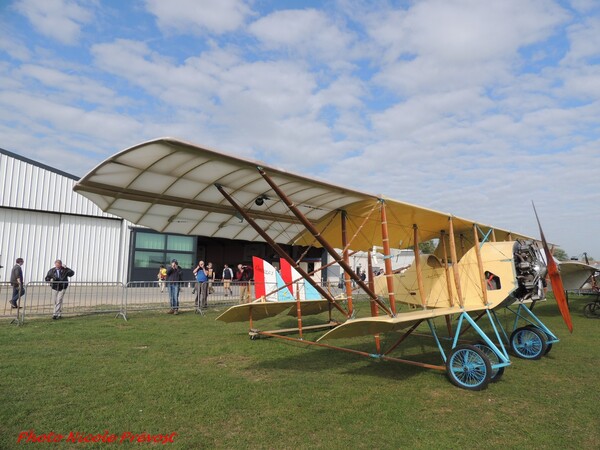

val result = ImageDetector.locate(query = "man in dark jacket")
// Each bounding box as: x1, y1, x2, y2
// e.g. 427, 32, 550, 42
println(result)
166, 259, 183, 315
10, 257, 25, 308
45, 259, 75, 320
237, 263, 253, 304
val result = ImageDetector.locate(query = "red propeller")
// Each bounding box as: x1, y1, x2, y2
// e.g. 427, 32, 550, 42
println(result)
533, 203, 573, 333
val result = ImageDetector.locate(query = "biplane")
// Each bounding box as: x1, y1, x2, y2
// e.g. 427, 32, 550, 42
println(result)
558, 258, 600, 318
558, 260, 598, 292
74, 137, 573, 390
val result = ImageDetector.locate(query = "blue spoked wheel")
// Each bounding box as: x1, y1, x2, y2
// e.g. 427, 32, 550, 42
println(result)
446, 344, 491, 391
473, 342, 505, 382
524, 325, 553, 355
510, 326, 547, 360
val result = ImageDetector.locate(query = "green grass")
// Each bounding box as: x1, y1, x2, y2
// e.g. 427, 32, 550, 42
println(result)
1, 297, 599, 449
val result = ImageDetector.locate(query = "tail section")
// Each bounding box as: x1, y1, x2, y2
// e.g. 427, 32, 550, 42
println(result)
279, 259, 321, 300
253, 256, 294, 302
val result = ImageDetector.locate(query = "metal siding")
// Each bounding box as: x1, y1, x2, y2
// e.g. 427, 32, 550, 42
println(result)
1, 154, 16, 206
0, 209, 130, 283
0, 152, 135, 283
58, 215, 124, 282
0, 208, 61, 284
0, 152, 118, 218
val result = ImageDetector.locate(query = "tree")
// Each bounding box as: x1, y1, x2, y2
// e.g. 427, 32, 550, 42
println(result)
552, 248, 569, 261
418, 240, 437, 254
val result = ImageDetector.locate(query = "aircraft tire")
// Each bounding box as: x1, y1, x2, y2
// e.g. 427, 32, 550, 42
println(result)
523, 325, 553, 355
446, 344, 492, 391
510, 326, 547, 360
473, 341, 505, 382
583, 301, 600, 318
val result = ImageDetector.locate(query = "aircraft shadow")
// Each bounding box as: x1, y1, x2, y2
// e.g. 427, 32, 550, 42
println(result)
251, 335, 446, 382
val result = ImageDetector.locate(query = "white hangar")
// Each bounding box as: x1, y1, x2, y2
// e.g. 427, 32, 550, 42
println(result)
0, 147, 131, 283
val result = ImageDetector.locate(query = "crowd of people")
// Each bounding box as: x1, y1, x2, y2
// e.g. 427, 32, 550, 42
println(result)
159, 259, 255, 315
6, 256, 256, 319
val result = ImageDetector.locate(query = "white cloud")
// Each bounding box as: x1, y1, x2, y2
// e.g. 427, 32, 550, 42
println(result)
371, 88, 493, 138
314, 75, 365, 110
563, 16, 600, 63
364, 0, 568, 95
366, 0, 567, 62
248, 9, 355, 66
567, 0, 600, 13
0, 31, 32, 61
0, 90, 142, 142
14, 0, 93, 45
560, 66, 600, 100
218, 60, 317, 116
18, 64, 123, 107
90, 38, 363, 168
91, 39, 225, 108
144, 0, 252, 35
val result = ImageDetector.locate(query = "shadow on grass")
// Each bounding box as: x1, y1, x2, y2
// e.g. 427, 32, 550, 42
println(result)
250, 332, 446, 383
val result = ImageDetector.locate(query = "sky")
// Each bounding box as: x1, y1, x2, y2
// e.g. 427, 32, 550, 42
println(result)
1, 0, 599, 259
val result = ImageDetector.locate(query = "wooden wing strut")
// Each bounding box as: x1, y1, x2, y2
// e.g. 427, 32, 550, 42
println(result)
215, 183, 348, 317
258, 168, 393, 316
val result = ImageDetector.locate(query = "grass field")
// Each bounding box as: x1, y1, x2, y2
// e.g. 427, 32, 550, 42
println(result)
1, 296, 599, 449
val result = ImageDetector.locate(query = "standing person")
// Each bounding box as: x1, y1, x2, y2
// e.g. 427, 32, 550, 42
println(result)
206, 262, 215, 294
9, 258, 25, 309
222, 264, 234, 296
237, 263, 253, 304
157, 264, 167, 292
45, 259, 75, 320
236, 264, 245, 303
166, 259, 183, 315
193, 260, 209, 310
360, 269, 367, 282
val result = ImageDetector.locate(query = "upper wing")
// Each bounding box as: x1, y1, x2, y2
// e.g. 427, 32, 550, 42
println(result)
557, 261, 598, 290
74, 137, 529, 251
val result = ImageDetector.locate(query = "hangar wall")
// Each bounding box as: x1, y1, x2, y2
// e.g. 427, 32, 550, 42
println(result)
0, 148, 130, 283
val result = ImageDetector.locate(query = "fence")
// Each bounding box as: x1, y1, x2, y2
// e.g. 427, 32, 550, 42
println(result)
1, 281, 22, 325
124, 280, 240, 313
1, 279, 350, 325
21, 281, 126, 322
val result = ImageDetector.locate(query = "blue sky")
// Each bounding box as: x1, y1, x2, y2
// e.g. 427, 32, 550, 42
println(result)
1, 0, 599, 258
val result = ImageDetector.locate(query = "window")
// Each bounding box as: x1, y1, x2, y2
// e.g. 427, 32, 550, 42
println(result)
134, 251, 164, 268
132, 230, 196, 269
136, 232, 165, 249
167, 235, 194, 252
167, 253, 193, 269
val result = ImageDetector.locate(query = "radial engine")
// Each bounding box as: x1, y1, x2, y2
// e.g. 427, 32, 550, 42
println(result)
513, 240, 548, 302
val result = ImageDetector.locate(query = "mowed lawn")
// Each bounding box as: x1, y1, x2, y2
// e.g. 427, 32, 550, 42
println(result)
1, 296, 599, 449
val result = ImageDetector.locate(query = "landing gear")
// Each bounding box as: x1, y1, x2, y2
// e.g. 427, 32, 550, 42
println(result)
510, 326, 547, 360
446, 344, 492, 391
583, 301, 600, 318
473, 342, 505, 382
524, 325, 553, 355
